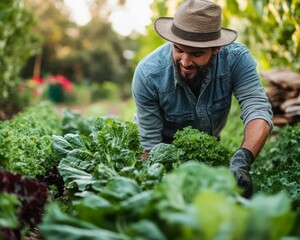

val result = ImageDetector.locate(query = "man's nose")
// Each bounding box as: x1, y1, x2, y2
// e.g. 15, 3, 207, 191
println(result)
180, 53, 192, 68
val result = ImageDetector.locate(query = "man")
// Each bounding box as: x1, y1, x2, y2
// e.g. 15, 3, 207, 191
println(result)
132, 0, 273, 198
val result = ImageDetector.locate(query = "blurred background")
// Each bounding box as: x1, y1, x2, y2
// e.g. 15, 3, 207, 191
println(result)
0, 0, 299, 121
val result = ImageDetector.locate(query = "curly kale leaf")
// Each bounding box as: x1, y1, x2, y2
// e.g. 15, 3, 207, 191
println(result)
252, 123, 300, 208
172, 127, 232, 166
0, 102, 61, 177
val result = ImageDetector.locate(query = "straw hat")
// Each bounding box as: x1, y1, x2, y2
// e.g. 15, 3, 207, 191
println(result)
154, 0, 238, 48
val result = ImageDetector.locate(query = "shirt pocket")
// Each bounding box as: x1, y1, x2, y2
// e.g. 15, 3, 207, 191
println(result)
208, 96, 231, 135
163, 112, 195, 137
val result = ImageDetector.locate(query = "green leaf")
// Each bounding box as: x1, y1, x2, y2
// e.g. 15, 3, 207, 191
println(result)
125, 220, 167, 240
248, 191, 295, 239
120, 190, 153, 217
73, 192, 118, 228
155, 162, 239, 211
58, 158, 95, 191
101, 176, 141, 201
64, 133, 89, 150
147, 143, 181, 171
173, 127, 232, 166
52, 135, 74, 159
0, 193, 20, 228
193, 190, 249, 240
39, 203, 129, 240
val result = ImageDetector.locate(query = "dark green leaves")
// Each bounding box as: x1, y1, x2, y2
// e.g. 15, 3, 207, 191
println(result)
173, 127, 232, 166
252, 123, 300, 207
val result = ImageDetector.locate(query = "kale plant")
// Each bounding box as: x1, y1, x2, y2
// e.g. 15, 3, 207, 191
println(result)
0, 101, 61, 177
252, 123, 300, 209
172, 127, 233, 166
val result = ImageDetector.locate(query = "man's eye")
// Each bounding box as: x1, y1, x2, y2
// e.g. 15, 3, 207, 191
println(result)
175, 48, 183, 53
193, 53, 203, 57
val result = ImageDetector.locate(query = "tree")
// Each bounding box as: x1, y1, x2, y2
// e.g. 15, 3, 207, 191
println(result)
22, 0, 77, 79
221, 0, 299, 71
0, 0, 41, 119
22, 0, 136, 97
135, 0, 299, 72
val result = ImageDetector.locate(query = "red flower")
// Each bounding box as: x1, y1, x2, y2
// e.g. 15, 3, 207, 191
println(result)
33, 76, 45, 84
48, 75, 73, 91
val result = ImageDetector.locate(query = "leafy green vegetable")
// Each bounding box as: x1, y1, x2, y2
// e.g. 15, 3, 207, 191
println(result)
39, 109, 300, 239
100, 176, 141, 201
61, 108, 94, 136
246, 191, 295, 239
0, 101, 61, 177
147, 143, 181, 171
54, 116, 146, 195
39, 203, 130, 240
192, 190, 296, 240
172, 127, 232, 166
154, 162, 239, 211
92, 117, 143, 171
253, 123, 300, 209
0, 193, 20, 229
0, 169, 48, 239
124, 220, 166, 240
40, 162, 299, 240
193, 190, 249, 240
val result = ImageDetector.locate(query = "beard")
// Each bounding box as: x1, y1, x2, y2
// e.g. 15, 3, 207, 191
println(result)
176, 54, 214, 86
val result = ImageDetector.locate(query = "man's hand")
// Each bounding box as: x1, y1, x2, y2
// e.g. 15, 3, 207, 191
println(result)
140, 151, 150, 160
229, 148, 254, 198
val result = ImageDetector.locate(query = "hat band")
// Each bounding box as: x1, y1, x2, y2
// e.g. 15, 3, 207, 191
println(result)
171, 24, 221, 42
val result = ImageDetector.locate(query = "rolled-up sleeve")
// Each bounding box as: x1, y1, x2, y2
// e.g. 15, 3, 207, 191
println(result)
231, 48, 273, 130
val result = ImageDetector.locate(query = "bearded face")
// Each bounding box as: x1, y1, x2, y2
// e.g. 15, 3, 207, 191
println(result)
176, 53, 214, 85
172, 44, 218, 86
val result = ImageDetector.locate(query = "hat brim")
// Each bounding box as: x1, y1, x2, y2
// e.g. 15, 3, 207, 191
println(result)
155, 17, 238, 48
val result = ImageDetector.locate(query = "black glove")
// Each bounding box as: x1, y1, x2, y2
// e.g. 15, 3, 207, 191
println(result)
229, 148, 254, 199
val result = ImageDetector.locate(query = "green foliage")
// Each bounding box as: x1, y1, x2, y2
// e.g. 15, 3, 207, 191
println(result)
220, 97, 244, 150
173, 127, 233, 166
22, 1, 136, 92
147, 143, 181, 171
0, 101, 61, 177
253, 123, 300, 209
134, 0, 176, 63
0, 0, 41, 116
154, 162, 239, 210
137, 0, 299, 72
92, 117, 144, 171
34, 109, 299, 239
0, 193, 20, 229
40, 161, 298, 240
52, 114, 144, 193
61, 108, 94, 136
194, 190, 295, 240
222, 0, 300, 71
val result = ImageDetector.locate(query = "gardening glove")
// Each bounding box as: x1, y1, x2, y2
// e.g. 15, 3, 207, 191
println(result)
229, 148, 254, 199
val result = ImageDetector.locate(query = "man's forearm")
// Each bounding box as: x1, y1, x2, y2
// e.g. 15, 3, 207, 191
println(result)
241, 119, 271, 158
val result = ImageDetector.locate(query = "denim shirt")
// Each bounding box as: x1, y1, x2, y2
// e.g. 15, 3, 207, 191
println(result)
132, 42, 273, 151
